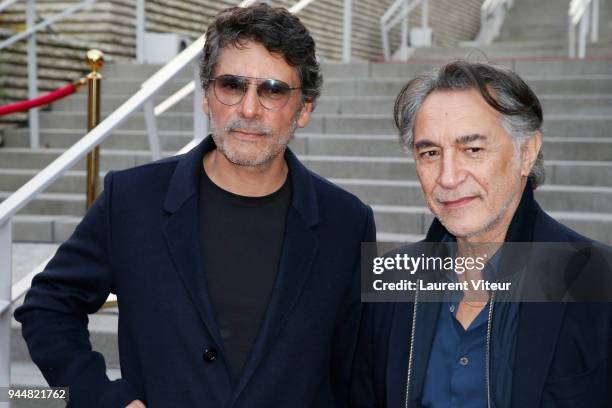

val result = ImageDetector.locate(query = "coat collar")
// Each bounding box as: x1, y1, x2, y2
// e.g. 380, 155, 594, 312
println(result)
163, 136, 319, 227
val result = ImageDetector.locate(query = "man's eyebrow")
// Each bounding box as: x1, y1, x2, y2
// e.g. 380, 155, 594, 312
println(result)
456, 134, 487, 144
413, 139, 439, 150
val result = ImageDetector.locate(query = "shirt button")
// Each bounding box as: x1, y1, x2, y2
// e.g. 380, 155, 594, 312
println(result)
449, 305, 455, 313
202, 347, 218, 363
459, 356, 469, 366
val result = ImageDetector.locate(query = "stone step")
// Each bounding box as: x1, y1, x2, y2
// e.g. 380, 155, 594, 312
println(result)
0, 191, 86, 217
12, 215, 81, 243
320, 59, 612, 78
47, 93, 612, 117
0, 147, 156, 171
0, 170, 94, 194
2, 128, 193, 151
410, 44, 612, 59
37, 112, 195, 133
465, 40, 567, 49
499, 26, 569, 42
66, 77, 203, 100
102, 62, 194, 80
87, 75, 612, 97
320, 76, 612, 97
302, 116, 612, 139
32, 108, 612, 139
50, 93, 199, 113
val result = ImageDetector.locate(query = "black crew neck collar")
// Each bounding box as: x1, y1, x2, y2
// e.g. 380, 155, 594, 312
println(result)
200, 165, 291, 205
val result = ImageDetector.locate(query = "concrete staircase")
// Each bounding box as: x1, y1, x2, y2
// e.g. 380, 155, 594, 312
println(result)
5, 0, 612, 396
2, 59, 612, 245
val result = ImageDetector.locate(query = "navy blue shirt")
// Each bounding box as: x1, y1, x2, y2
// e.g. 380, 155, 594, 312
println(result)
421, 237, 518, 408
422, 296, 490, 408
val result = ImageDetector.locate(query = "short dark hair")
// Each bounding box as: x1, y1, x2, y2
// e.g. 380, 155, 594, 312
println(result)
200, 4, 322, 107
394, 60, 545, 188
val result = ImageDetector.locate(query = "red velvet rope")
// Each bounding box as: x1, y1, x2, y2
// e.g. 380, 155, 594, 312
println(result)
0, 83, 78, 117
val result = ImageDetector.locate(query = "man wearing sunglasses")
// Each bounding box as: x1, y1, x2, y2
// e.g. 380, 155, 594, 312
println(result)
15, 4, 376, 408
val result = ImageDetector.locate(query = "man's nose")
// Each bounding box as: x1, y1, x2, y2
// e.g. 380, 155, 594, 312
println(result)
437, 152, 466, 189
238, 84, 263, 119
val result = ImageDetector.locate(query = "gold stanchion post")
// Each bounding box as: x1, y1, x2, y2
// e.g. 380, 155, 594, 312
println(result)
85, 49, 104, 209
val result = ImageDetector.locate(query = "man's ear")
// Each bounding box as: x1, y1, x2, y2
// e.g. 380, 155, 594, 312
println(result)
203, 88, 210, 115
296, 100, 314, 129
521, 131, 542, 177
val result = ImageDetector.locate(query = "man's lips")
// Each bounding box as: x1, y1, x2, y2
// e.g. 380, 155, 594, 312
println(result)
438, 196, 477, 209
230, 129, 265, 140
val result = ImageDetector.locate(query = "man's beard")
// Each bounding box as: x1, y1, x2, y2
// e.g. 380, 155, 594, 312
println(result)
209, 111, 300, 167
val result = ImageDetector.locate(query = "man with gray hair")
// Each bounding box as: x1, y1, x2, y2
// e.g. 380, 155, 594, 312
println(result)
350, 60, 612, 407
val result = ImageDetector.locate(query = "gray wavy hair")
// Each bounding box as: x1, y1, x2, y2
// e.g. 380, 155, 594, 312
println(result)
394, 60, 545, 189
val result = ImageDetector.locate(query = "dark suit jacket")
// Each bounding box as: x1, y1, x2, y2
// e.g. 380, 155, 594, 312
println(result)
15, 137, 376, 408
351, 187, 612, 408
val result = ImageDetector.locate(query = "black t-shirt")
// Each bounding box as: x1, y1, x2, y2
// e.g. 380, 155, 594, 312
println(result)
198, 165, 291, 384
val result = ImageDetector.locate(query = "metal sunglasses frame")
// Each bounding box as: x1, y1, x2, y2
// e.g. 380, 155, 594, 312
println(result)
209, 74, 302, 111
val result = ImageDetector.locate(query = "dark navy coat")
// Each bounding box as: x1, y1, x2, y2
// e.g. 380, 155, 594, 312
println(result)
15, 137, 376, 407
351, 187, 612, 408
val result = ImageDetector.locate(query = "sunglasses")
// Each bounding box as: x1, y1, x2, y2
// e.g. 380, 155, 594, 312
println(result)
209, 74, 301, 111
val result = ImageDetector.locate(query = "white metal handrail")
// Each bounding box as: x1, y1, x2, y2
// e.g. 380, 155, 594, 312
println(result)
0, 0, 20, 13
380, 0, 429, 61
0, 0, 316, 395
568, 0, 600, 59
472, 0, 514, 44
0, 0, 98, 150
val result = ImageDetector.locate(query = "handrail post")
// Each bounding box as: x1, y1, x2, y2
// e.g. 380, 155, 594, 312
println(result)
568, 13, 576, 58
578, 2, 589, 59
136, 0, 145, 63
26, 0, 39, 149
0, 219, 12, 407
144, 101, 161, 160
381, 23, 389, 60
422, 0, 429, 28
342, 0, 352, 62
400, 0, 408, 51
85, 50, 104, 209
590, 0, 599, 43
193, 61, 207, 143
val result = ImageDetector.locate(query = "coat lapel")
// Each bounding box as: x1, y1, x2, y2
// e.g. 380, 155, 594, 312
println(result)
162, 197, 225, 350
230, 148, 320, 404
161, 137, 225, 351
387, 301, 440, 408
511, 302, 567, 407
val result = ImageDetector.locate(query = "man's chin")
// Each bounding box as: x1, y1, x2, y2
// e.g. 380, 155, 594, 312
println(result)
222, 147, 280, 167
437, 217, 487, 239
213, 133, 291, 168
